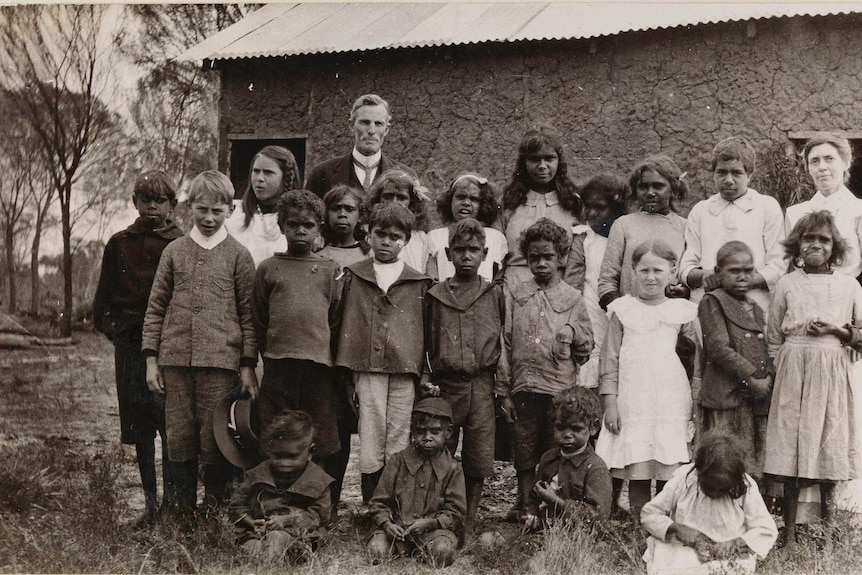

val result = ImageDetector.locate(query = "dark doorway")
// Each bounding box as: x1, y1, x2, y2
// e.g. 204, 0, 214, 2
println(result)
848, 140, 862, 198
228, 137, 307, 196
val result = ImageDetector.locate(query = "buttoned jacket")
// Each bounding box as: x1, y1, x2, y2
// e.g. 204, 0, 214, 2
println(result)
305, 152, 415, 198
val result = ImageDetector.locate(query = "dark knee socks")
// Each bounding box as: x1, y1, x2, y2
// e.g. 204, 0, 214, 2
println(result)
135, 443, 158, 519
203, 462, 234, 509
361, 469, 384, 504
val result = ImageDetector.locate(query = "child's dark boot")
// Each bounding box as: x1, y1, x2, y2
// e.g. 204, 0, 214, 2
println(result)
360, 469, 383, 504
201, 462, 233, 517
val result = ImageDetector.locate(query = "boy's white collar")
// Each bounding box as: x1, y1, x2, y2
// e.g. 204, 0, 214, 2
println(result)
190, 225, 228, 250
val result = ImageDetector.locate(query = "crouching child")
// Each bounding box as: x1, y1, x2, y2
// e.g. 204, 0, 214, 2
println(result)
367, 398, 466, 568
524, 386, 612, 529
229, 410, 334, 563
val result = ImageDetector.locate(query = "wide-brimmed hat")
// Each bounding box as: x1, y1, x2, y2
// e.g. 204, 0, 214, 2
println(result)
213, 390, 264, 469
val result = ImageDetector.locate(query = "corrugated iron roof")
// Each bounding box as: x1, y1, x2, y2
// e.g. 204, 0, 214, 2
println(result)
179, 2, 862, 62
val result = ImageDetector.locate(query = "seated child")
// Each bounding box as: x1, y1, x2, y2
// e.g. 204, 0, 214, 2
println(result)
641, 432, 778, 575
524, 386, 612, 529
229, 410, 334, 563
497, 218, 593, 519
367, 397, 466, 568
422, 218, 505, 537
698, 241, 773, 480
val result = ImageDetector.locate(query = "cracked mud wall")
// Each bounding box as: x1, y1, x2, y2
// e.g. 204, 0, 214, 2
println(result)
218, 13, 862, 211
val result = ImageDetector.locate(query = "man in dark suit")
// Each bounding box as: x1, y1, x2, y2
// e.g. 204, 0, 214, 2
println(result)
306, 94, 415, 198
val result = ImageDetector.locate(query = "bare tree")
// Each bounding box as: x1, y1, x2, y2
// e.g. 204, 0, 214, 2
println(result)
119, 5, 254, 190
27, 167, 56, 316
0, 5, 118, 335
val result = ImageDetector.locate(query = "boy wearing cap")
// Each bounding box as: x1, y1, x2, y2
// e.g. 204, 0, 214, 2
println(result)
421, 218, 504, 538
229, 410, 334, 562
367, 398, 466, 568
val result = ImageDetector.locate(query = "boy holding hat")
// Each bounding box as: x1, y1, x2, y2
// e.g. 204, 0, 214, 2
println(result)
367, 397, 466, 568
228, 410, 334, 562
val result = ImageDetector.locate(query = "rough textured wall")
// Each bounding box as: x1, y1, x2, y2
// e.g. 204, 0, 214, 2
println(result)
217, 13, 862, 214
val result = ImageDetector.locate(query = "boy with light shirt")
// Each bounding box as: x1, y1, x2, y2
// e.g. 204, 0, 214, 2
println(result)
679, 136, 785, 313
142, 170, 258, 520
335, 203, 432, 502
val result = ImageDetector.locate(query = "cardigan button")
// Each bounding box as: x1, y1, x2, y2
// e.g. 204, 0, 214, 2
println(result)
193, 309, 199, 314
757, 333, 764, 340
745, 333, 752, 338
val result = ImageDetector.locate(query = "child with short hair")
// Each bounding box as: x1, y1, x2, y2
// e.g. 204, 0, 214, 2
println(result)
93, 170, 184, 526
229, 410, 334, 562
366, 169, 432, 274
367, 397, 466, 568
641, 432, 778, 574
319, 184, 370, 269
595, 239, 700, 518
524, 386, 613, 529
497, 218, 593, 520
698, 241, 773, 479
422, 218, 505, 536
598, 155, 688, 308
143, 170, 258, 516
335, 203, 433, 502
564, 173, 629, 388
427, 173, 508, 282
680, 136, 785, 313
764, 211, 862, 545
253, 189, 342, 482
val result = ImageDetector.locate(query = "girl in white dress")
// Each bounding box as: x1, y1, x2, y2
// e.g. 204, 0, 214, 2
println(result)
596, 239, 700, 517
642, 432, 778, 574
365, 169, 432, 274
427, 173, 508, 282
225, 146, 301, 266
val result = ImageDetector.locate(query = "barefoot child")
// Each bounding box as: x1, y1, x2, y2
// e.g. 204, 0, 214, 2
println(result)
524, 386, 613, 528
229, 410, 334, 563
427, 173, 508, 282
252, 190, 342, 501
497, 218, 593, 520
422, 218, 505, 537
764, 210, 862, 545
595, 239, 700, 518
698, 241, 773, 479
367, 398, 466, 568
143, 171, 259, 517
93, 170, 184, 526
335, 203, 433, 502
641, 432, 778, 574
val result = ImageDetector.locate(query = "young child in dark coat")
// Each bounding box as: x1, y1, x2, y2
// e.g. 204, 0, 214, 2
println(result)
367, 397, 466, 568
253, 190, 342, 494
524, 386, 612, 528
698, 241, 774, 479
92, 170, 184, 526
421, 218, 504, 537
230, 410, 334, 563
335, 203, 433, 502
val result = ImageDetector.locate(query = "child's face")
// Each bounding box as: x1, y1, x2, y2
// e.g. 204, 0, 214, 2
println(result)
265, 435, 313, 478
636, 169, 671, 214
370, 224, 407, 263
446, 235, 487, 279
715, 251, 754, 299
411, 417, 451, 458
524, 144, 559, 189
282, 208, 320, 256
251, 154, 284, 202
635, 251, 674, 301
698, 466, 736, 499
326, 195, 360, 240
800, 225, 834, 270
190, 195, 232, 237
713, 158, 749, 202
582, 190, 612, 231
380, 181, 412, 208
133, 192, 175, 229
554, 415, 596, 457
526, 239, 561, 286
450, 182, 482, 221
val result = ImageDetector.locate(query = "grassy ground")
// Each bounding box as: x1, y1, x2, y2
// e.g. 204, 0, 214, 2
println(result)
2, 331, 862, 574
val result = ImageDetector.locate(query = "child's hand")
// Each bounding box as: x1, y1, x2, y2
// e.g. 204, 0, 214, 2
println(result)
524, 514, 540, 531
603, 400, 621, 435
666, 282, 692, 299
807, 318, 841, 338
497, 396, 517, 422
670, 522, 709, 547
746, 375, 772, 400
404, 517, 438, 537
265, 514, 291, 531
552, 325, 574, 361
383, 520, 407, 541
253, 518, 266, 536
702, 273, 722, 292
419, 374, 440, 398
145, 357, 164, 394
711, 538, 748, 560
533, 480, 563, 507
694, 540, 714, 563
240, 366, 259, 400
